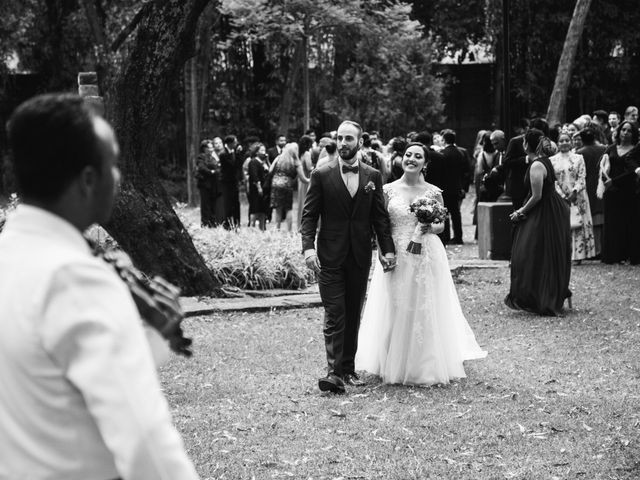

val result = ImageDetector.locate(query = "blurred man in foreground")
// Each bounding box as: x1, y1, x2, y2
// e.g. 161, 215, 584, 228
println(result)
0, 93, 199, 480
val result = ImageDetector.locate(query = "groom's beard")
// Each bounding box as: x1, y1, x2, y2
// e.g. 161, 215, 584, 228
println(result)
339, 145, 359, 161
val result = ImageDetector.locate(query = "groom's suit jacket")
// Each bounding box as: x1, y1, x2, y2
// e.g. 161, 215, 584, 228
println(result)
301, 159, 395, 268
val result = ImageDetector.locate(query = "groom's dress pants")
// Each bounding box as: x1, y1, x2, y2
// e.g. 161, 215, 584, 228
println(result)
318, 252, 369, 377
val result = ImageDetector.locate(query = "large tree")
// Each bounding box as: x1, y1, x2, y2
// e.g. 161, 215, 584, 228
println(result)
546, 0, 593, 125
80, 0, 220, 296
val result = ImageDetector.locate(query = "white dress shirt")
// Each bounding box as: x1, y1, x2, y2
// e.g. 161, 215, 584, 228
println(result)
0, 205, 199, 480
339, 157, 360, 197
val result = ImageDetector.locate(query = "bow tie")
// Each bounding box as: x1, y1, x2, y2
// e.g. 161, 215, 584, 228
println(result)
342, 164, 359, 174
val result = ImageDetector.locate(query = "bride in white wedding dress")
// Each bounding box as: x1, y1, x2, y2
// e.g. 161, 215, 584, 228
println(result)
356, 143, 487, 386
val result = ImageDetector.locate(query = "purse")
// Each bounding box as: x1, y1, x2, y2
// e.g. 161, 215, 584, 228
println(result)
569, 204, 582, 229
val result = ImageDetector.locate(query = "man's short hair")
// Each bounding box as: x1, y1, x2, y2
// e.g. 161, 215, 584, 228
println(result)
413, 131, 432, 146
361, 132, 372, 148
338, 120, 363, 138
592, 110, 608, 124
7, 93, 102, 202
578, 127, 596, 145
530, 117, 549, 136
224, 135, 237, 145
441, 129, 456, 144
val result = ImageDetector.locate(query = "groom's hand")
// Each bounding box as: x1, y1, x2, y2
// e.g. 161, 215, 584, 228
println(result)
305, 251, 321, 274
382, 252, 396, 272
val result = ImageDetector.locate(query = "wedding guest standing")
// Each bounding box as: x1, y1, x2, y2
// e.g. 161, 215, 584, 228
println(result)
0, 93, 199, 479
219, 134, 242, 230
296, 135, 314, 230
485, 120, 554, 211
268, 134, 287, 163
439, 129, 470, 244
316, 139, 338, 169
247, 143, 269, 230
624, 105, 638, 123
550, 132, 596, 262
577, 127, 607, 256
195, 139, 220, 227
607, 111, 620, 144
212, 136, 226, 224
473, 131, 501, 238
505, 129, 571, 316
599, 121, 640, 264
270, 143, 309, 231
386, 136, 407, 183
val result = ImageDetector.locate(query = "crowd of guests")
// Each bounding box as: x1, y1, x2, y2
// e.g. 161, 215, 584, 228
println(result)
195, 126, 474, 245
196, 107, 640, 272
480, 109, 640, 267
472, 109, 639, 316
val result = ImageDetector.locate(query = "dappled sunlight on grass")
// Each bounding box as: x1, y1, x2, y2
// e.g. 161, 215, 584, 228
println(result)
162, 263, 640, 479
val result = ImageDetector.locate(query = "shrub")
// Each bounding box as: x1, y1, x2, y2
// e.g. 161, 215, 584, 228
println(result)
177, 207, 314, 290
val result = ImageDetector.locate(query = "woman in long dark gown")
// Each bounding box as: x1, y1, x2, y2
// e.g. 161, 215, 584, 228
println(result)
599, 120, 640, 264
505, 128, 572, 316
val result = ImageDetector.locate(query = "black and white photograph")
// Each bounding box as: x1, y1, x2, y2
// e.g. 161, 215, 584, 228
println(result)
1, 0, 639, 478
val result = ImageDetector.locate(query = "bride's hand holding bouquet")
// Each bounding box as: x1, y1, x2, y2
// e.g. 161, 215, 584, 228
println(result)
406, 194, 448, 254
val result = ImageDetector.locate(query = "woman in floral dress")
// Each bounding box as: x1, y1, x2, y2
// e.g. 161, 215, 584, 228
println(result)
550, 132, 596, 262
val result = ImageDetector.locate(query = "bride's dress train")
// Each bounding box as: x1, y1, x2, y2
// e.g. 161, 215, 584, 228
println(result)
356, 183, 487, 385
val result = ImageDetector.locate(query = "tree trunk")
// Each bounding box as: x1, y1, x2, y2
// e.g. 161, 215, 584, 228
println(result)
184, 10, 215, 207
103, 0, 219, 296
302, 34, 310, 132
184, 57, 199, 207
546, 0, 592, 126
278, 39, 304, 136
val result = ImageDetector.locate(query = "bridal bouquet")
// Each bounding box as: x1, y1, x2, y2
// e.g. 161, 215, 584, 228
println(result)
406, 194, 448, 254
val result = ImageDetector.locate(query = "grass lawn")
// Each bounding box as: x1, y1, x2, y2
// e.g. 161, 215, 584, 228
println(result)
161, 262, 640, 479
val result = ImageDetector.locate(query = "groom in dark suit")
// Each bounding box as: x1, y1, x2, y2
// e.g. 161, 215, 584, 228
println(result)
301, 120, 396, 394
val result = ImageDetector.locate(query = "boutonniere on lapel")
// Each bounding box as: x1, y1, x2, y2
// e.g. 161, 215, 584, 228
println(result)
364, 181, 376, 193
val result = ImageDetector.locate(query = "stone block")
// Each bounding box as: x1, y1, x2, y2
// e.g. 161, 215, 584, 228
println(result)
78, 84, 100, 97
477, 202, 512, 260
78, 71, 98, 85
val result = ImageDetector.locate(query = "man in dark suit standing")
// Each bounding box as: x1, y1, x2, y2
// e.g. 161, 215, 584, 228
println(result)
301, 120, 396, 394
577, 127, 607, 257
440, 129, 470, 244
219, 135, 241, 229
486, 118, 548, 211
267, 134, 286, 163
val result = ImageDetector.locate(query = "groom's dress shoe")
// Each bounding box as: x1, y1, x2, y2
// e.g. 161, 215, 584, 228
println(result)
343, 372, 365, 387
318, 374, 345, 394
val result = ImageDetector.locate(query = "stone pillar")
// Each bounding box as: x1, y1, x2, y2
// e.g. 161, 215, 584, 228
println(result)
78, 72, 104, 115
477, 201, 512, 260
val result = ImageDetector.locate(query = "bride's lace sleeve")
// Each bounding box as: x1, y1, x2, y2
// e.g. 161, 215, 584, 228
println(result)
426, 184, 444, 206
383, 183, 394, 209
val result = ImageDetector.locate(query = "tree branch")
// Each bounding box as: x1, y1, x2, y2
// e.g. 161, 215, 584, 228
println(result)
110, 1, 157, 52
81, 0, 107, 49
